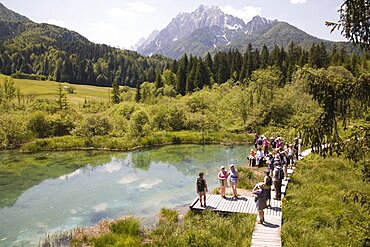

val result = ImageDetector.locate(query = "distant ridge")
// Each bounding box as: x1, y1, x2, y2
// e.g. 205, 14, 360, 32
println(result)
0, 3, 30, 22
136, 5, 349, 59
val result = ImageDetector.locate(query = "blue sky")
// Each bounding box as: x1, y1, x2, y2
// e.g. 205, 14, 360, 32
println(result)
1, 0, 346, 49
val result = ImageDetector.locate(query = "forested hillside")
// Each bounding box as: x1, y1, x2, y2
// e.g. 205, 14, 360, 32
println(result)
0, 3, 170, 87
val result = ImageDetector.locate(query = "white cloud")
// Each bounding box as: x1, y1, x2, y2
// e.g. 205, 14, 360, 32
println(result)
126, 1, 156, 13
221, 5, 262, 22
107, 7, 136, 19
97, 162, 122, 173
118, 174, 138, 184
139, 179, 162, 190
93, 203, 108, 212
290, 0, 307, 4
108, 1, 155, 19
38, 19, 75, 30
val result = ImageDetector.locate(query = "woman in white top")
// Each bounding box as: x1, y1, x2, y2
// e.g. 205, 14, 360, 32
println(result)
218, 166, 228, 199
228, 164, 239, 199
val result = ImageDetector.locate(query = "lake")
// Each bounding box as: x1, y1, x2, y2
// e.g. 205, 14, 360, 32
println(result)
0, 144, 251, 246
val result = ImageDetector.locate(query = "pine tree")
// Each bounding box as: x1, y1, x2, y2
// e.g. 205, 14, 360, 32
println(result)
260, 45, 269, 69
135, 82, 141, 102
111, 79, 120, 104
155, 68, 163, 89
177, 54, 188, 95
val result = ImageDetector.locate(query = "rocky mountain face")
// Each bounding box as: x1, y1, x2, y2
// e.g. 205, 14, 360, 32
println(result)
137, 5, 257, 58
136, 5, 330, 59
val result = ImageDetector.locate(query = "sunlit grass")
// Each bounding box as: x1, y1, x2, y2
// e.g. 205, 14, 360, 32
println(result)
282, 155, 370, 247
0, 74, 136, 103
76, 209, 256, 247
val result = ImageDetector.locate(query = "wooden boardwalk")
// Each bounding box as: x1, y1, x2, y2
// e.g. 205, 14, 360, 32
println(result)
189, 148, 312, 247
250, 148, 312, 247
189, 194, 282, 216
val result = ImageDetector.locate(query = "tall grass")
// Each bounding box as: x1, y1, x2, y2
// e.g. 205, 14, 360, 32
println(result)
237, 166, 263, 189
282, 155, 370, 247
72, 209, 256, 247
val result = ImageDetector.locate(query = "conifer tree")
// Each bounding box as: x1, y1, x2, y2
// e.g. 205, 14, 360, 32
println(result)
177, 54, 188, 95
111, 80, 120, 104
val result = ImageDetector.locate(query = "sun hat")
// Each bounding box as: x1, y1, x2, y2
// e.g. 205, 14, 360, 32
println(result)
220, 165, 225, 169
230, 164, 235, 168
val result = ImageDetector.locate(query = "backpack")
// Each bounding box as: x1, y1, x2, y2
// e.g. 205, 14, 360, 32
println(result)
257, 138, 263, 145
274, 167, 284, 180
266, 176, 272, 186
279, 168, 284, 180
197, 177, 205, 192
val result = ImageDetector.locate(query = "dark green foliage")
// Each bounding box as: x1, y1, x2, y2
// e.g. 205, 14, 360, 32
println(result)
326, 0, 370, 51
111, 80, 120, 104
0, 19, 170, 88
0, 3, 30, 22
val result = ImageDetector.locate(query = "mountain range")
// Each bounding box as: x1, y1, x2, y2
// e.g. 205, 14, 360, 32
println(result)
136, 5, 348, 59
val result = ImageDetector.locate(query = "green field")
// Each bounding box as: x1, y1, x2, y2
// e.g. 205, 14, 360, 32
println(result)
0, 74, 114, 103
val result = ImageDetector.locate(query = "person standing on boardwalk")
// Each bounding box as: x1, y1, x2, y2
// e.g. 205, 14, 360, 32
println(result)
228, 164, 239, 199
263, 170, 272, 207
218, 166, 228, 199
273, 161, 284, 200
263, 137, 270, 156
196, 172, 208, 207
252, 182, 267, 224
249, 148, 256, 166
254, 133, 259, 149
256, 147, 264, 167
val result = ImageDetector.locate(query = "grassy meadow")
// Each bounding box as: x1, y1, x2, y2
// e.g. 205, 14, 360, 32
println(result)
0, 74, 129, 103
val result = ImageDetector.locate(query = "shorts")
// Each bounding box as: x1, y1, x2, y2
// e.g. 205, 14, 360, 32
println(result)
256, 198, 267, 210
219, 179, 226, 187
198, 191, 206, 196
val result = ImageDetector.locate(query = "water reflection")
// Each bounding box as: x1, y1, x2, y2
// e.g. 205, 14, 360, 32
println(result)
0, 144, 251, 246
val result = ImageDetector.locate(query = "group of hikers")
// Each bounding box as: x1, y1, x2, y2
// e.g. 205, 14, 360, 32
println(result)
195, 134, 302, 224
195, 164, 239, 208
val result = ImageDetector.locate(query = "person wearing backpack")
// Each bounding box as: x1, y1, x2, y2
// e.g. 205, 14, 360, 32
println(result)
263, 170, 272, 208
196, 172, 208, 207
252, 182, 267, 224
273, 161, 284, 200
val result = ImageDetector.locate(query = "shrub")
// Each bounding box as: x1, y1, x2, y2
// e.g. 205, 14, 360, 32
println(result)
73, 114, 112, 137
27, 111, 51, 138
129, 110, 150, 137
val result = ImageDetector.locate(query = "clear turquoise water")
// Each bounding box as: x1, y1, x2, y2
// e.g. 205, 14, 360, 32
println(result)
0, 144, 251, 246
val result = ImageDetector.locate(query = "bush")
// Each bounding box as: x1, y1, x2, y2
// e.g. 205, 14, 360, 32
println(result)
27, 111, 51, 138
0, 113, 30, 149
73, 114, 112, 137
129, 110, 150, 137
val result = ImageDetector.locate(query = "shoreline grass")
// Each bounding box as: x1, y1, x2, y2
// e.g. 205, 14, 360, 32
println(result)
66, 209, 256, 247
282, 155, 370, 247
18, 130, 254, 153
